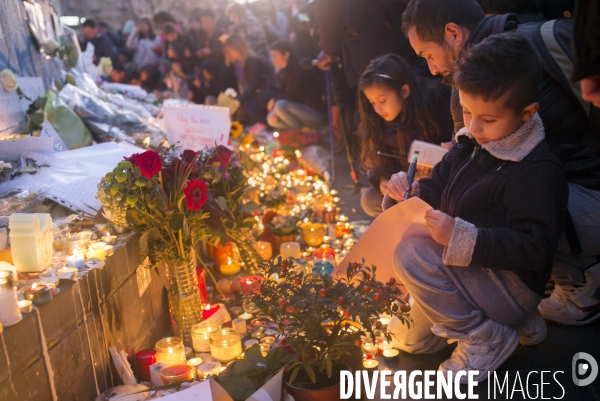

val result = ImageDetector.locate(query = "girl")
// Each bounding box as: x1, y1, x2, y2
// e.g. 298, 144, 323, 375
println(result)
358, 54, 453, 216
125, 17, 161, 69
224, 35, 276, 125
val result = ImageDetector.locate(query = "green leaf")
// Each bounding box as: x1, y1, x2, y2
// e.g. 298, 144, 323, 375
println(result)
155, 187, 168, 209
216, 196, 232, 215
28, 113, 44, 127
168, 213, 184, 231
325, 356, 332, 378
138, 232, 148, 258
54, 80, 63, 91
303, 361, 316, 384
240, 201, 260, 214
245, 345, 266, 370
65, 49, 79, 68
289, 365, 302, 385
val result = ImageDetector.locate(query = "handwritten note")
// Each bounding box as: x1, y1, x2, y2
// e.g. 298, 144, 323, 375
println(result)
163, 101, 230, 152
40, 120, 67, 152
0, 136, 54, 162
0, 89, 25, 136
17, 77, 45, 111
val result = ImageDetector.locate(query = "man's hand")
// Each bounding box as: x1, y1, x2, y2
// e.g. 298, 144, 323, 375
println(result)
387, 171, 419, 202
424, 210, 455, 246
315, 51, 334, 71
379, 178, 389, 195
582, 75, 600, 108
267, 98, 275, 112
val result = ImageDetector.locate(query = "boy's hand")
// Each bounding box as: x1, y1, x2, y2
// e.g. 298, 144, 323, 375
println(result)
379, 178, 389, 195
387, 171, 419, 202
425, 210, 455, 246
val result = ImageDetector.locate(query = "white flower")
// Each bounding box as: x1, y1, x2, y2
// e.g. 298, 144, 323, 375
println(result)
224, 88, 238, 98
0, 69, 18, 92
97, 57, 113, 78
0, 161, 12, 170
41, 39, 60, 56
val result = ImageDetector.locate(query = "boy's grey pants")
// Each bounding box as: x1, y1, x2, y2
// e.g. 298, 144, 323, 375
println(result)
391, 238, 541, 352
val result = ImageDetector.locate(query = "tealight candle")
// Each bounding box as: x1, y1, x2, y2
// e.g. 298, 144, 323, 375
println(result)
104, 245, 114, 257
363, 359, 379, 372
239, 312, 253, 321
155, 337, 186, 364
160, 363, 196, 384
210, 328, 242, 362
101, 232, 117, 245
300, 224, 326, 247
378, 341, 393, 354
197, 361, 222, 379
239, 275, 262, 295
192, 321, 221, 353
232, 317, 248, 337
254, 241, 273, 260
383, 348, 400, 364
264, 328, 278, 336
187, 357, 203, 368
244, 339, 259, 349
220, 257, 241, 276
362, 342, 379, 354
17, 299, 32, 314
250, 331, 264, 339
57, 266, 78, 281
259, 343, 270, 356
24, 283, 53, 306
229, 306, 243, 316
66, 250, 85, 268
260, 336, 276, 346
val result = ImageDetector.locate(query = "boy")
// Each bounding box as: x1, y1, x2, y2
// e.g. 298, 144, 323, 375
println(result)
385, 33, 568, 382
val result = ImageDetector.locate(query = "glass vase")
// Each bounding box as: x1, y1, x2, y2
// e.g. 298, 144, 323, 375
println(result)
164, 250, 204, 347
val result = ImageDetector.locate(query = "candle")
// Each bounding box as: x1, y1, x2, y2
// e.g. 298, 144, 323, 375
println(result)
87, 243, 106, 260
0, 228, 7, 251
136, 349, 157, 382
160, 363, 196, 384
57, 266, 78, 281
243, 300, 261, 314
312, 261, 334, 275
378, 341, 393, 354
250, 331, 264, 339
149, 362, 171, 387
217, 278, 232, 293
260, 336, 276, 346
322, 206, 337, 224
244, 339, 259, 349
9, 213, 54, 273
363, 359, 379, 372
202, 303, 231, 325
362, 342, 379, 354
196, 267, 209, 304
101, 232, 117, 244
239, 275, 262, 295
24, 283, 53, 306
232, 318, 247, 337
0, 271, 22, 327
264, 328, 278, 336
382, 348, 400, 364
104, 245, 114, 257
280, 242, 301, 259
187, 357, 203, 368
254, 241, 273, 260
17, 299, 32, 314
66, 250, 85, 268
259, 343, 270, 356
214, 242, 235, 268
197, 361, 222, 379
220, 257, 241, 276
338, 214, 349, 223
210, 328, 242, 362
300, 224, 326, 247
94, 224, 108, 235
155, 337, 186, 364
231, 277, 242, 293
191, 321, 221, 353
239, 312, 253, 321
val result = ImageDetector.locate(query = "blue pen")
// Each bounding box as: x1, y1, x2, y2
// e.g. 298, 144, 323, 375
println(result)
405, 155, 418, 200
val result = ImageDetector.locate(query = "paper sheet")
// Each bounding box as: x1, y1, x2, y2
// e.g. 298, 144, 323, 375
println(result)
159, 380, 213, 401
247, 370, 284, 401
333, 197, 433, 281
0, 137, 54, 162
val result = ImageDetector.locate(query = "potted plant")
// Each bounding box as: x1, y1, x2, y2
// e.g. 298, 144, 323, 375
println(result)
249, 258, 411, 400
265, 214, 301, 251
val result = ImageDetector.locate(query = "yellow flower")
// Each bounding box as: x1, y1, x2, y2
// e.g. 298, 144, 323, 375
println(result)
241, 135, 254, 147
0, 69, 18, 92
230, 121, 243, 139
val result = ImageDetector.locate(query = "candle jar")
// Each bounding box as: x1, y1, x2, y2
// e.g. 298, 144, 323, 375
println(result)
300, 223, 326, 247
160, 363, 196, 384
214, 242, 236, 268
219, 258, 241, 276
334, 223, 352, 238
322, 206, 337, 224
24, 284, 53, 306
312, 261, 334, 275
0, 271, 22, 327
210, 328, 242, 362
191, 321, 220, 353
253, 241, 273, 261
61, 237, 87, 256
240, 275, 262, 295
155, 337, 186, 364
66, 250, 85, 268
136, 349, 157, 382
280, 242, 301, 260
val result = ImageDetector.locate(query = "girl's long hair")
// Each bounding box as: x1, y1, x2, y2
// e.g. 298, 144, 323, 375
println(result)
224, 35, 254, 66
138, 17, 156, 41
358, 54, 445, 173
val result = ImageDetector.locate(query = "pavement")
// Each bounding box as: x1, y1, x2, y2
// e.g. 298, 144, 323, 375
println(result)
330, 150, 600, 400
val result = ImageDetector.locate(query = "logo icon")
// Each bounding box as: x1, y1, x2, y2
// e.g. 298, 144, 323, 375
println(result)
572, 352, 598, 386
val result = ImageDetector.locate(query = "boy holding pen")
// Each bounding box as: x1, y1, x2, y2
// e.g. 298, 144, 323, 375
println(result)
383, 33, 568, 382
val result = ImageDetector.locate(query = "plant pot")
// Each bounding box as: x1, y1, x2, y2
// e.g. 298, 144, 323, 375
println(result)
274, 235, 296, 253
282, 361, 350, 401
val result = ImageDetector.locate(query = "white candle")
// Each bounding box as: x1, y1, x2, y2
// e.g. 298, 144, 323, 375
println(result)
362, 342, 379, 354
192, 322, 220, 353
232, 318, 247, 337
9, 213, 54, 273
101, 232, 117, 244
149, 362, 171, 387
197, 361, 222, 379
280, 242, 301, 259
244, 339, 259, 349
57, 266, 78, 281
239, 312, 253, 321
0, 271, 22, 327
66, 250, 85, 268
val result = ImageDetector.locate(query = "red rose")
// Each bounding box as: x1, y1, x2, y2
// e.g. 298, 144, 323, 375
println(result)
124, 153, 141, 165
137, 151, 162, 178
208, 145, 233, 167
181, 150, 198, 165
183, 179, 209, 211
262, 211, 278, 225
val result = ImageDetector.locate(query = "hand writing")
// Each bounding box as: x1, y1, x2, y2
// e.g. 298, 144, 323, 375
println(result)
424, 210, 454, 246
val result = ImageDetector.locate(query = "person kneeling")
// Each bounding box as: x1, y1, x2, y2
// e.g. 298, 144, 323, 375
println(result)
385, 33, 568, 382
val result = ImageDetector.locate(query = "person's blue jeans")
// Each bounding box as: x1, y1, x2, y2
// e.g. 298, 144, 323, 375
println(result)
267, 99, 327, 131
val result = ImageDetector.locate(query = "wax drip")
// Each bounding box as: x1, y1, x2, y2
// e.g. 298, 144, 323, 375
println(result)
75, 282, 101, 396
94, 269, 115, 387
70, 285, 86, 361
33, 307, 58, 401
85, 274, 108, 389
0, 331, 17, 395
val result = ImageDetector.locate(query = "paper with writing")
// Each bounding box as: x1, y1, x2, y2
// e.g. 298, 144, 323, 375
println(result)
0, 89, 25, 136
333, 197, 433, 281
40, 120, 67, 152
164, 101, 230, 152
0, 136, 54, 162
16, 77, 45, 111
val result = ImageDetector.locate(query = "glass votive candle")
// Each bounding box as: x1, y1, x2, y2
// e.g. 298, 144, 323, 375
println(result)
61, 237, 87, 256
24, 283, 53, 306
280, 242, 301, 260
253, 241, 273, 261
210, 328, 242, 362
191, 321, 220, 353
18, 300, 33, 314
260, 336, 276, 346
104, 245, 114, 257
300, 223, 326, 247
259, 343, 270, 356
160, 363, 196, 384
155, 337, 186, 364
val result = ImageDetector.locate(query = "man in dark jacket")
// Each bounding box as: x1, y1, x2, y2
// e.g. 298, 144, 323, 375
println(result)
266, 40, 327, 131
573, 0, 600, 110
386, 34, 568, 380
402, 0, 600, 327
81, 19, 118, 65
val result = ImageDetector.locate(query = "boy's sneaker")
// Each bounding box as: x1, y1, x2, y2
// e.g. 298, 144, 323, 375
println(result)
539, 263, 600, 325
517, 309, 547, 346
432, 319, 519, 383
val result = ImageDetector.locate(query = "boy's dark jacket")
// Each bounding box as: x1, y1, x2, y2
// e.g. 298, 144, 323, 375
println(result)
385, 115, 568, 299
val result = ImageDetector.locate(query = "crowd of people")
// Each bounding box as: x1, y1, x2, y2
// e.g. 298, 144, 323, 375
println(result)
80, 0, 600, 382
